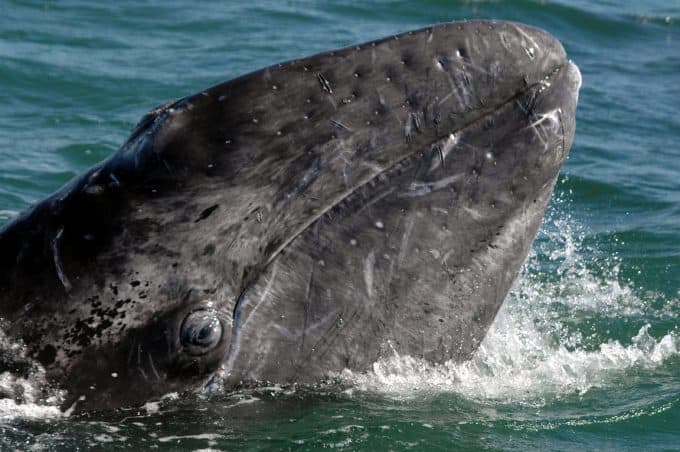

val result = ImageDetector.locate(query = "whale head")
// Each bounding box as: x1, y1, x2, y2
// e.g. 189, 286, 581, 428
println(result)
0, 20, 580, 412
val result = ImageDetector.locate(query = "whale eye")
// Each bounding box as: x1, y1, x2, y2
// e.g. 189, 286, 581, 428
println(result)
180, 310, 223, 355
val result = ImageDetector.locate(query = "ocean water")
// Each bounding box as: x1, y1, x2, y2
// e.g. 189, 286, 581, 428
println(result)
0, 0, 678, 449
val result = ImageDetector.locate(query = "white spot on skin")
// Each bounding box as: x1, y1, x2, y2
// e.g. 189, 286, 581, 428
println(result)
350, 239, 357, 246
375, 220, 384, 229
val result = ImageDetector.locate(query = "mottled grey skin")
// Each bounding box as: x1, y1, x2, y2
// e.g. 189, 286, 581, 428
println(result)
0, 20, 580, 412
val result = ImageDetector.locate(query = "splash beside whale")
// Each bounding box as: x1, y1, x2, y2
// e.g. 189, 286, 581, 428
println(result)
0, 20, 580, 412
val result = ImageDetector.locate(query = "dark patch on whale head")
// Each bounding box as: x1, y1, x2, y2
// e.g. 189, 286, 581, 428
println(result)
0, 20, 580, 412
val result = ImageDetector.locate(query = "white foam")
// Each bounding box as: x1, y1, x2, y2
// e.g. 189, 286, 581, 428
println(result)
0, 210, 19, 221
0, 331, 66, 420
0, 397, 63, 420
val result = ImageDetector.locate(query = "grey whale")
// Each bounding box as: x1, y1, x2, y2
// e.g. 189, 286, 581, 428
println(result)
0, 20, 580, 412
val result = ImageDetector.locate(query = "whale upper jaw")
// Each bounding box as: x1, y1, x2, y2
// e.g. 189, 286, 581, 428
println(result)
0, 21, 580, 412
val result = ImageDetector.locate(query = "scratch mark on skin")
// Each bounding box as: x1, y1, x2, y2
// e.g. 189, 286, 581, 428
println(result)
364, 251, 375, 301
330, 119, 352, 132
52, 226, 72, 292
397, 215, 416, 266
526, 108, 561, 148
108, 172, 120, 188
441, 248, 456, 268
136, 344, 149, 381
148, 352, 161, 381
339, 155, 352, 189
404, 116, 413, 142
240, 261, 279, 331
404, 112, 423, 142
316, 73, 332, 94
299, 309, 340, 338
300, 308, 346, 366
528, 108, 560, 129
428, 133, 458, 173
300, 263, 316, 352
514, 25, 540, 54
438, 146, 445, 168
557, 108, 566, 155
138, 366, 149, 382
127, 337, 137, 366
515, 99, 530, 116
327, 95, 338, 111
463, 206, 485, 221
355, 187, 395, 216
440, 72, 470, 109
271, 323, 298, 340
402, 174, 463, 198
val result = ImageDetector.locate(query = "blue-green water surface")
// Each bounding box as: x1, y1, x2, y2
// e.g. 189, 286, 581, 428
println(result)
0, 0, 678, 450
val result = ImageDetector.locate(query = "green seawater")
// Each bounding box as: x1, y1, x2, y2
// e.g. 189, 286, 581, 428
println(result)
0, 0, 679, 449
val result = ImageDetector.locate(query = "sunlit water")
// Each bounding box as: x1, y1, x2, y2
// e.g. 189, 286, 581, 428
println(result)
0, 0, 678, 449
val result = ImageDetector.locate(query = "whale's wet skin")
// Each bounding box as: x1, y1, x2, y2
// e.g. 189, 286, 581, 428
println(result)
0, 20, 580, 413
